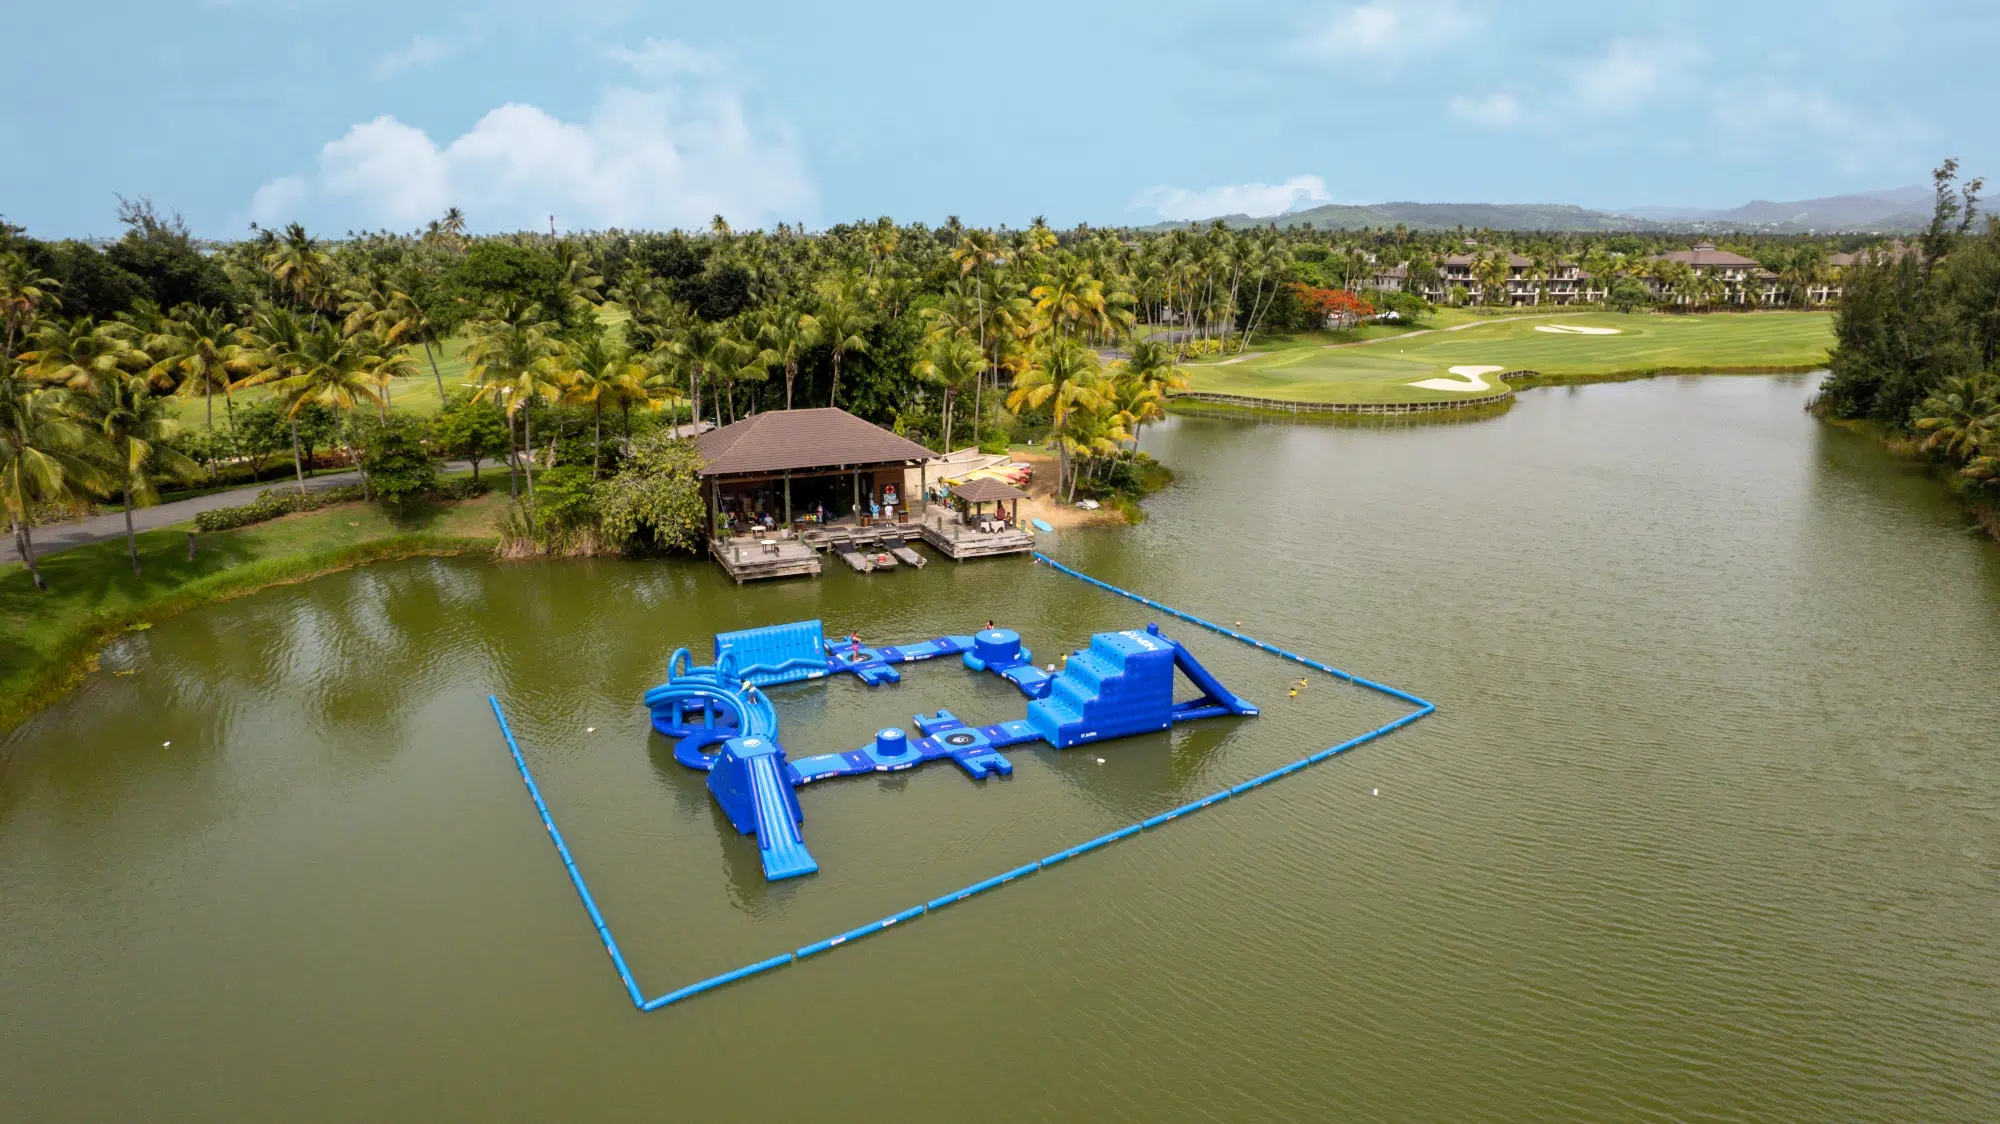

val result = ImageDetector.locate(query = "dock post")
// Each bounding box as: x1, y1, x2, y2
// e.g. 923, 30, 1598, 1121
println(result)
784, 471, 792, 526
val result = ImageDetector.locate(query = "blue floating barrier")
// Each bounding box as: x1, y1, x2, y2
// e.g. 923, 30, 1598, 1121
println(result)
489, 697, 648, 1009
644, 953, 794, 1009
926, 862, 1041, 910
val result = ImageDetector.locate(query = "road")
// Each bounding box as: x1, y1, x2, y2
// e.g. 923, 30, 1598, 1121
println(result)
5, 461, 480, 563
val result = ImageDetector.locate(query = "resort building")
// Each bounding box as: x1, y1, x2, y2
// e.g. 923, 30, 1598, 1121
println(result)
1368, 254, 1605, 306
1643, 243, 1784, 306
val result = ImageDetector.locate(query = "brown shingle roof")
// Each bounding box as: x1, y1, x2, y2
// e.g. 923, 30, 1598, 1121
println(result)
694, 408, 937, 477
1653, 243, 1761, 267
947, 477, 1028, 503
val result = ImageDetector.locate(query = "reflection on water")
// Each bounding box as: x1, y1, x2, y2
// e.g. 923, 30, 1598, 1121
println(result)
3, 374, 1996, 1122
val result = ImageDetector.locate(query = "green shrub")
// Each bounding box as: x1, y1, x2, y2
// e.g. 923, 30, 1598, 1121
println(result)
432, 476, 489, 501
193, 486, 365, 532
359, 415, 437, 509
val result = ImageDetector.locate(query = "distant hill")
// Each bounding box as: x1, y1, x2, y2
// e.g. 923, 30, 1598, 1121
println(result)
1622, 186, 1931, 232
1140, 186, 1933, 234
1143, 201, 1652, 233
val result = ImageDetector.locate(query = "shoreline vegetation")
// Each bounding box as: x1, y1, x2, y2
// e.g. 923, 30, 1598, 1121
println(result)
1, 193, 1978, 727
1811, 161, 2000, 546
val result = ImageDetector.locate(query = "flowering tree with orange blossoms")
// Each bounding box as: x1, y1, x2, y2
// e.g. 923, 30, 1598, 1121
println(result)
1289, 284, 1376, 327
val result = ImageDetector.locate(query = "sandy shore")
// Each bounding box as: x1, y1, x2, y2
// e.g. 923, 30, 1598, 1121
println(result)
1009, 448, 1129, 528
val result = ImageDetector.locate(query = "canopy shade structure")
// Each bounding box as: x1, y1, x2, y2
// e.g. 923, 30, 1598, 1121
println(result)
945, 477, 1029, 504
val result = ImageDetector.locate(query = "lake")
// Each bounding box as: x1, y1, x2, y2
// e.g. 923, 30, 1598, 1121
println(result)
4, 374, 1996, 1121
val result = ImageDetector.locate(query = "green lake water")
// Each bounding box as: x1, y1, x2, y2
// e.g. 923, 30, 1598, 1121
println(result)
3, 374, 1996, 1121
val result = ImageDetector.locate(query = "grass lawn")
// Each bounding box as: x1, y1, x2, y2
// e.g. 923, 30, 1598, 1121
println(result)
1181, 310, 1835, 405
164, 305, 636, 423
1, 490, 505, 730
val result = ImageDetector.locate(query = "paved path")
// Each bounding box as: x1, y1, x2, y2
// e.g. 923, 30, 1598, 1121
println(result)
5, 461, 479, 563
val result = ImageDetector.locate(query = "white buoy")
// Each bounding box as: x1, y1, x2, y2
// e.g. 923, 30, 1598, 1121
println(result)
586, 727, 596, 733
1097, 758, 1105, 764
1372, 788, 1379, 795
163, 741, 171, 747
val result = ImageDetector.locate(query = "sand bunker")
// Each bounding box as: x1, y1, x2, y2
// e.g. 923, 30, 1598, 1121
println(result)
1409, 365, 1505, 392
1534, 324, 1622, 335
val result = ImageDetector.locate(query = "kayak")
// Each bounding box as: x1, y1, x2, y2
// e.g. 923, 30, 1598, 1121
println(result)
1031, 518, 1054, 533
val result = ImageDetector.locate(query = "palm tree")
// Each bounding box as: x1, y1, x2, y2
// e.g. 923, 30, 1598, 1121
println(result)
0, 253, 60, 360
234, 307, 314, 493
146, 305, 247, 443
1007, 336, 1103, 500
89, 372, 201, 576
1122, 339, 1184, 451
1, 370, 107, 590
387, 263, 450, 399
1914, 374, 2000, 464
554, 331, 647, 476
20, 317, 146, 392
911, 332, 986, 452
799, 274, 873, 410
463, 301, 564, 509
754, 301, 812, 409
237, 317, 391, 494
262, 223, 334, 311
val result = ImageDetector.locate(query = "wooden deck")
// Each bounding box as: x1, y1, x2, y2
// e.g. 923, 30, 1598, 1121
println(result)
915, 512, 1035, 560
709, 534, 823, 583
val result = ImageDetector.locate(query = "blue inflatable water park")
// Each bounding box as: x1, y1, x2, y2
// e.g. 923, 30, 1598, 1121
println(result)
643, 618, 1260, 881
490, 555, 1434, 1011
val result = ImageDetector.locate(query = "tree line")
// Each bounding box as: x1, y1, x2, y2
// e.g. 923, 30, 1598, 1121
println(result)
1818, 161, 2000, 506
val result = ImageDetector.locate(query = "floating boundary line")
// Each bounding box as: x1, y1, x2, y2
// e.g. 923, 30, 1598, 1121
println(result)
488, 552, 1437, 1013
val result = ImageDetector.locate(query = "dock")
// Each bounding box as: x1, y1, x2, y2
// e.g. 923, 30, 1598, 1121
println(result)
916, 511, 1035, 560
709, 534, 823, 584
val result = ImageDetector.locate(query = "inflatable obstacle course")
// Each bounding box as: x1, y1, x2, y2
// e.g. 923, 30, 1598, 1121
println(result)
490, 553, 1435, 1013
645, 619, 1257, 880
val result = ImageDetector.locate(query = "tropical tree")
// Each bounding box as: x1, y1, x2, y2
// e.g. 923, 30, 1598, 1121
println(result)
20, 317, 146, 392
387, 264, 451, 400
146, 304, 247, 442
1006, 336, 1103, 499
754, 301, 812, 409
236, 315, 390, 494
463, 300, 565, 509
799, 274, 873, 409
1, 253, 60, 361
910, 331, 986, 452
554, 330, 648, 476
1914, 374, 2000, 463
88, 371, 201, 576
1, 371, 107, 589
261, 223, 334, 310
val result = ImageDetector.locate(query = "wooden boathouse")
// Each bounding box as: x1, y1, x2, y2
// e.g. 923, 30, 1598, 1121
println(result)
696, 408, 940, 582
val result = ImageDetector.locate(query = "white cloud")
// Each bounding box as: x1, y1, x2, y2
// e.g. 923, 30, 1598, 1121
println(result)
1300, 1, 1473, 63
372, 34, 451, 80
248, 175, 308, 225
1131, 175, 1332, 221
1573, 38, 1702, 116
246, 43, 814, 233
1711, 82, 1924, 173
606, 38, 716, 79
1448, 92, 1521, 128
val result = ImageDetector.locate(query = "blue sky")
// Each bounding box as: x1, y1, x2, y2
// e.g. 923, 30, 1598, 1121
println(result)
5, 0, 1995, 238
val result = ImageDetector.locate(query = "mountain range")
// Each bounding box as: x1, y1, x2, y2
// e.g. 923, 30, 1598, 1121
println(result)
1143, 186, 1933, 234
